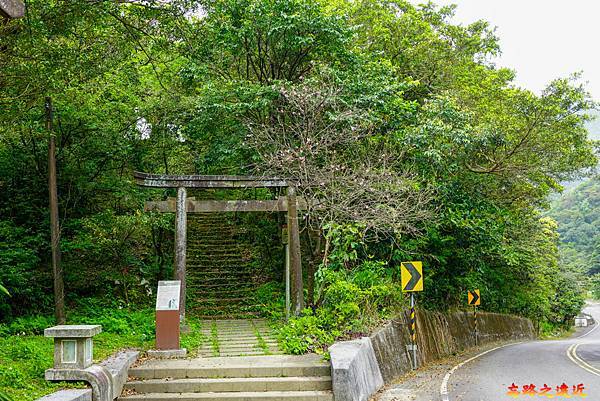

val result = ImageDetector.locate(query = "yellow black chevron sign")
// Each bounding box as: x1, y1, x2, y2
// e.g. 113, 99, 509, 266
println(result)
468, 289, 481, 306
401, 261, 423, 292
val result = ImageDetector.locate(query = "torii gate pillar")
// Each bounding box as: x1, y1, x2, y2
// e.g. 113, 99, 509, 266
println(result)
287, 186, 304, 314
174, 187, 187, 321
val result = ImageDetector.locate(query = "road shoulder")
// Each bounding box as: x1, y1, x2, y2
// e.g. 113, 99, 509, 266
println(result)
371, 339, 525, 401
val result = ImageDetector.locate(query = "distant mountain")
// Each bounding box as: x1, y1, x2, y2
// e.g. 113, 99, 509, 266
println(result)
586, 110, 600, 141
548, 111, 600, 275
549, 176, 600, 275
559, 111, 599, 191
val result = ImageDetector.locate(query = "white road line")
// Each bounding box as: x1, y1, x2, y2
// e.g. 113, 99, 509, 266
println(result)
440, 342, 522, 401
567, 343, 600, 377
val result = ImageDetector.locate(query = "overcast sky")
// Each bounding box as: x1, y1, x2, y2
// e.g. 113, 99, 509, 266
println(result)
416, 0, 600, 100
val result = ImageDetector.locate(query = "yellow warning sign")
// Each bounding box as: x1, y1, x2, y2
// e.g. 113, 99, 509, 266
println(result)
401, 261, 423, 292
468, 289, 480, 306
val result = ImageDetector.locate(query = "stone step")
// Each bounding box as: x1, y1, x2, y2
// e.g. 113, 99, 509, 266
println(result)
186, 268, 254, 273
124, 376, 332, 394
188, 250, 249, 256
191, 306, 260, 312
187, 277, 256, 285
194, 288, 258, 294
191, 306, 259, 313
216, 345, 278, 352
187, 229, 241, 233
187, 283, 258, 290
187, 240, 239, 245
118, 391, 333, 400
191, 294, 259, 300
208, 334, 264, 338
128, 356, 331, 379
211, 330, 274, 336
188, 253, 253, 258
187, 258, 252, 263
193, 313, 262, 319
216, 351, 285, 357
188, 243, 245, 248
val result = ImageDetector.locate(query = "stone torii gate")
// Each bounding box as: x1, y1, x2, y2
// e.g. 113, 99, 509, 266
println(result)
134, 172, 305, 319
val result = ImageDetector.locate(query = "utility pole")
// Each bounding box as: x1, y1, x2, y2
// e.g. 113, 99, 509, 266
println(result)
46, 97, 65, 324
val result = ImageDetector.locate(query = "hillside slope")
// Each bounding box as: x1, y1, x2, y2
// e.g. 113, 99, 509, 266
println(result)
549, 177, 600, 275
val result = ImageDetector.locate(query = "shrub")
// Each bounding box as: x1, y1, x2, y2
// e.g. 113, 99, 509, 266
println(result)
278, 259, 404, 354
0, 316, 55, 336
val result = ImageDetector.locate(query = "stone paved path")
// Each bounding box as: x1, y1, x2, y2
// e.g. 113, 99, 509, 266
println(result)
198, 319, 282, 357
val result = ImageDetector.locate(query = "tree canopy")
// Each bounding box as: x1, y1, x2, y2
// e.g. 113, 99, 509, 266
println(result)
0, 0, 597, 331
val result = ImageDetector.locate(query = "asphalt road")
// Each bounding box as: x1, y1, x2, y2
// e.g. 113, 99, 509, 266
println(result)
442, 303, 600, 401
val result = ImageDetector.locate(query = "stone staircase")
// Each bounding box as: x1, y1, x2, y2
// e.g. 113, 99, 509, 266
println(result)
186, 213, 272, 318
198, 319, 282, 357
119, 355, 333, 400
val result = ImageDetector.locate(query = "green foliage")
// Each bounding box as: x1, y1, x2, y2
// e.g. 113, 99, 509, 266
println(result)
548, 177, 600, 275
0, 0, 596, 342
590, 275, 600, 300
278, 310, 337, 355
0, 334, 85, 400
180, 318, 206, 357
0, 305, 154, 400
69, 300, 155, 341
279, 225, 403, 353
0, 316, 55, 337
189, 0, 352, 84
279, 261, 404, 354
0, 334, 138, 401
0, 392, 13, 401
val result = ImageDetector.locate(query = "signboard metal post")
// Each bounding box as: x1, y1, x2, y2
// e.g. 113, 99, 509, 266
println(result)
474, 305, 478, 346
401, 261, 423, 370
410, 292, 417, 370
467, 289, 481, 346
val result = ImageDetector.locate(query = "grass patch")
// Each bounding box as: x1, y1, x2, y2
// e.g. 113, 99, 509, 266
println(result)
180, 317, 206, 357
253, 323, 270, 355
0, 305, 155, 401
210, 321, 220, 356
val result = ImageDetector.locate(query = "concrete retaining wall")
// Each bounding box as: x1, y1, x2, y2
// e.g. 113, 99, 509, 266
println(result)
330, 310, 534, 401
371, 310, 535, 383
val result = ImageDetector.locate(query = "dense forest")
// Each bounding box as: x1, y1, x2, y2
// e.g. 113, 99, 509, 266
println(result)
550, 177, 599, 276
0, 0, 598, 345
548, 113, 599, 297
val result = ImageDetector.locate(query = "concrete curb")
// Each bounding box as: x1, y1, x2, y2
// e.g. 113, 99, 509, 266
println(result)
329, 337, 384, 401
36, 390, 92, 401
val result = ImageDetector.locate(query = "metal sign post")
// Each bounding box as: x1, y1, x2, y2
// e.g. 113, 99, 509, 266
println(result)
401, 261, 423, 370
467, 289, 481, 347
410, 292, 417, 370
474, 305, 478, 346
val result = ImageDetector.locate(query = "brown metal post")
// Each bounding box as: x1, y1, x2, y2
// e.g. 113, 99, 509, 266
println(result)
174, 187, 187, 321
46, 97, 65, 325
287, 186, 304, 315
